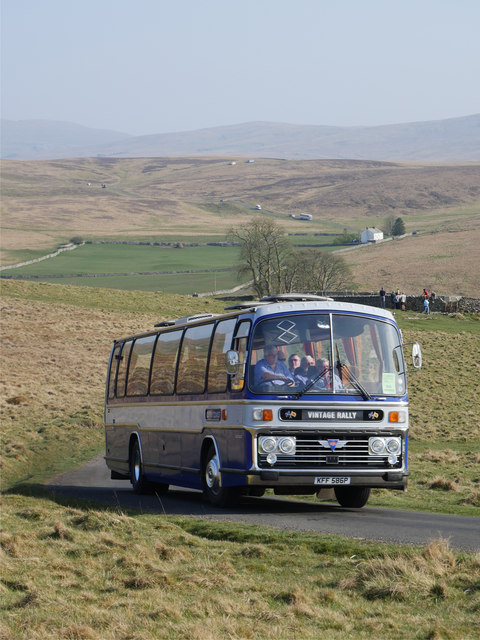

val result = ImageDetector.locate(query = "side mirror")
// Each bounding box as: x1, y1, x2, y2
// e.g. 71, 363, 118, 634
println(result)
412, 342, 422, 369
225, 350, 240, 375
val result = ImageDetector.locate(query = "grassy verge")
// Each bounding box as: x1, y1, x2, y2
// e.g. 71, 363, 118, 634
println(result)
1, 493, 479, 640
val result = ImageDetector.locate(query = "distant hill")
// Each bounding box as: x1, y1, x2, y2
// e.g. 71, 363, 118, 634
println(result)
2, 115, 479, 162
1, 120, 131, 160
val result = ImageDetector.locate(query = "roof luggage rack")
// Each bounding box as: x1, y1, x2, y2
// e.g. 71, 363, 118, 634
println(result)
259, 293, 334, 302
225, 293, 334, 311
224, 301, 270, 311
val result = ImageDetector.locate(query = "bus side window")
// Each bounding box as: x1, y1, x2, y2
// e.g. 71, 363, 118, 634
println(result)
116, 340, 133, 398
207, 319, 236, 393
126, 335, 155, 397
107, 343, 122, 400
177, 324, 213, 394
150, 330, 182, 395
231, 320, 251, 392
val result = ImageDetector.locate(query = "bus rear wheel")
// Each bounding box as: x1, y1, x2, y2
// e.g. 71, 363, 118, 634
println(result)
203, 445, 240, 507
334, 486, 371, 508
130, 439, 153, 494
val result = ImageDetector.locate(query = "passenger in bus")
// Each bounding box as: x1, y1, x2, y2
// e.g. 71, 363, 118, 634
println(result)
293, 356, 316, 385
254, 345, 296, 389
287, 353, 301, 375
314, 358, 344, 390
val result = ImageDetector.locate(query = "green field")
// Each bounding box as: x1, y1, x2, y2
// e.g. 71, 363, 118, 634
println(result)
2, 244, 245, 293
22, 271, 242, 294
3, 244, 240, 275
1, 239, 345, 293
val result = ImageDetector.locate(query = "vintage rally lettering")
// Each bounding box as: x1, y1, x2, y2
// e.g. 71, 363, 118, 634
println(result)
306, 410, 357, 420
337, 411, 357, 419
307, 411, 335, 419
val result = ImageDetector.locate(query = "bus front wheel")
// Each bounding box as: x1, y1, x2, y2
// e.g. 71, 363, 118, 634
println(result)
334, 486, 371, 508
203, 445, 240, 507
130, 439, 153, 494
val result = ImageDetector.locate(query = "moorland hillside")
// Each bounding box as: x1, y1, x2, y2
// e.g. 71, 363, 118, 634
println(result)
1, 156, 479, 295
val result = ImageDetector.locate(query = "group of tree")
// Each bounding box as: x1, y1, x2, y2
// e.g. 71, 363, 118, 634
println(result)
228, 218, 353, 298
332, 228, 360, 245
384, 215, 406, 236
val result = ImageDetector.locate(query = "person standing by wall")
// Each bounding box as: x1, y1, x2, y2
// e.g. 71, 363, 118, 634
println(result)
379, 287, 386, 308
395, 290, 401, 310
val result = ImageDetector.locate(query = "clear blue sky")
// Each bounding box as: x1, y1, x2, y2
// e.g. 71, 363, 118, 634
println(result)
1, 0, 479, 135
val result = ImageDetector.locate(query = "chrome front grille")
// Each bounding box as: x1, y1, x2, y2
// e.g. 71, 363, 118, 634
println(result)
257, 434, 402, 469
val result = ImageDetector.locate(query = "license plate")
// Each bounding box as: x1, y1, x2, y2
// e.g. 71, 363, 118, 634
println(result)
314, 476, 351, 485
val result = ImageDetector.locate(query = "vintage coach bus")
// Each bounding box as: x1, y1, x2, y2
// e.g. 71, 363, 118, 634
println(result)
105, 294, 422, 508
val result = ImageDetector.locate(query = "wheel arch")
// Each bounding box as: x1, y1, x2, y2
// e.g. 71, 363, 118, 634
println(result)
201, 436, 220, 486
128, 431, 143, 464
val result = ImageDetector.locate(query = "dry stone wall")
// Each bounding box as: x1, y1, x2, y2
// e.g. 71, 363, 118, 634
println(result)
329, 293, 480, 313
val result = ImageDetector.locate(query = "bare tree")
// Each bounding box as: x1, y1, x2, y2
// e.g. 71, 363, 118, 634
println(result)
384, 215, 396, 236
228, 218, 293, 297
230, 220, 353, 296
286, 248, 353, 294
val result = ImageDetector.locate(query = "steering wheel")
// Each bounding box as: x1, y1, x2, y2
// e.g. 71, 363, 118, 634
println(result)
267, 376, 294, 386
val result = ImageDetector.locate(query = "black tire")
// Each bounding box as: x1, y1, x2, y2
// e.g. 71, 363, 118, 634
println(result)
203, 444, 241, 507
334, 486, 371, 508
130, 439, 153, 494
248, 487, 266, 497
153, 482, 170, 495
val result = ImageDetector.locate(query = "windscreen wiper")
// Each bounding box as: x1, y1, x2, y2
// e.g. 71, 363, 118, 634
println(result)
338, 362, 371, 400
294, 367, 330, 399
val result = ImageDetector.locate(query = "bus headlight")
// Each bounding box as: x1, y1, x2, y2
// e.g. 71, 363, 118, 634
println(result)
258, 436, 296, 456
386, 437, 401, 454
369, 436, 401, 458
259, 436, 277, 453
278, 437, 296, 454
369, 438, 385, 454
266, 453, 277, 465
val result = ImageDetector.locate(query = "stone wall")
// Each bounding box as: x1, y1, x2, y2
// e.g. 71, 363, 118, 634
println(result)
330, 293, 480, 313
221, 292, 480, 313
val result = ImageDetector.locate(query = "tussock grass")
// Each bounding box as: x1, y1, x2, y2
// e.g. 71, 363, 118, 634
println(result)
1, 495, 479, 640
339, 539, 461, 601
427, 477, 460, 492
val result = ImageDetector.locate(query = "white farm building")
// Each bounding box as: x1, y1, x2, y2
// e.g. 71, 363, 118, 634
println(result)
361, 227, 384, 243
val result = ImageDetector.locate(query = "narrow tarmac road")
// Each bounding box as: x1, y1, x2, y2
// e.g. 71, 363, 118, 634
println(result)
47, 454, 480, 552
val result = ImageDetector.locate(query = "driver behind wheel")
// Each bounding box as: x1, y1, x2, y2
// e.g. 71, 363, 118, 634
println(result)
254, 344, 295, 389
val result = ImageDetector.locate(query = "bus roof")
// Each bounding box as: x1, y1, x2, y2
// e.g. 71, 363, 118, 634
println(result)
113, 295, 397, 344
250, 299, 395, 322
